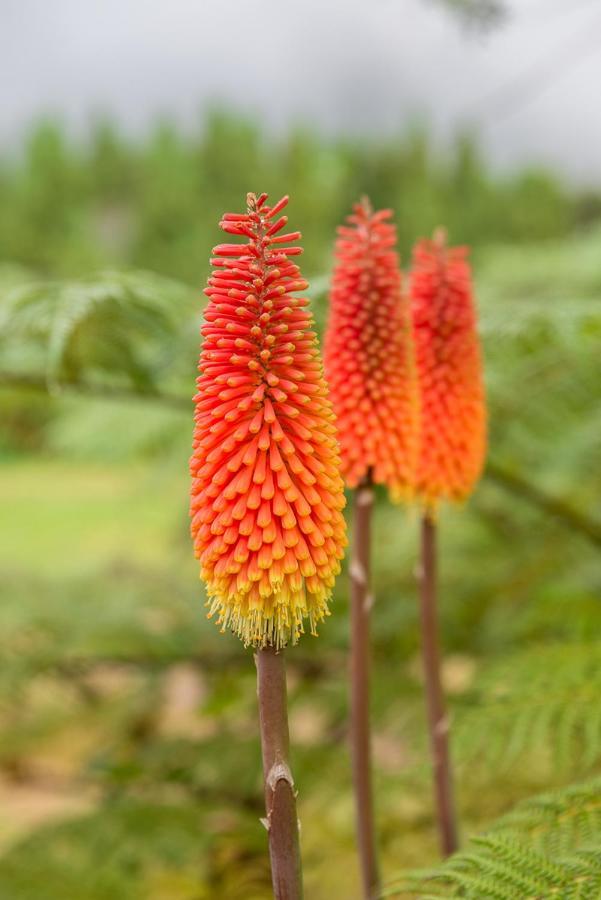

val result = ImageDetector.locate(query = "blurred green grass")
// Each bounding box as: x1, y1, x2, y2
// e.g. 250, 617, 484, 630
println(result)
0, 459, 189, 575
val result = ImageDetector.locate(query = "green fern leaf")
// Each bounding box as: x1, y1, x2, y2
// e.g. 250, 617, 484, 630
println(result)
0, 270, 193, 390
454, 643, 601, 775
387, 779, 601, 899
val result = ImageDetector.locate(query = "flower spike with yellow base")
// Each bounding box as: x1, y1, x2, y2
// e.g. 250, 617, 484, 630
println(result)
324, 197, 418, 500
190, 192, 346, 652
324, 198, 418, 900
411, 228, 486, 510
409, 228, 487, 858
190, 192, 347, 900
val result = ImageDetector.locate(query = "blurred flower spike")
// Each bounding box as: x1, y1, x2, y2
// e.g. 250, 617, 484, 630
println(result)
324, 197, 418, 500
190, 193, 347, 649
410, 228, 487, 509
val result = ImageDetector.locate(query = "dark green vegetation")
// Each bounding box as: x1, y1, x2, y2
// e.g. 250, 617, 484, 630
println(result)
1, 114, 600, 898
1, 114, 598, 287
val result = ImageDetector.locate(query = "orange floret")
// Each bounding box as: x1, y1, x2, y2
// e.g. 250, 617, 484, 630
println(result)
324, 198, 418, 499
409, 230, 486, 509
190, 192, 347, 648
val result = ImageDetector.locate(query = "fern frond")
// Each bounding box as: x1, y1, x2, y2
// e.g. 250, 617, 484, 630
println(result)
488, 778, 601, 856
0, 269, 193, 390
388, 840, 601, 899
386, 779, 601, 898
454, 642, 601, 774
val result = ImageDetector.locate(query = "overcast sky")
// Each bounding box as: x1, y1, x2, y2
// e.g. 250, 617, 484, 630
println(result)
2, 0, 601, 182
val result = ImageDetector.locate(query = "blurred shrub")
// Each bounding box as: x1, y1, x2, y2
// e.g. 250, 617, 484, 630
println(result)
0, 112, 591, 287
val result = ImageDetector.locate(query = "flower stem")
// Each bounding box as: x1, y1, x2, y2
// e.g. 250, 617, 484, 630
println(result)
418, 512, 458, 857
350, 474, 380, 899
256, 646, 303, 899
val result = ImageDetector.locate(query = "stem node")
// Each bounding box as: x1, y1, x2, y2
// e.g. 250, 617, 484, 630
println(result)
257, 647, 303, 899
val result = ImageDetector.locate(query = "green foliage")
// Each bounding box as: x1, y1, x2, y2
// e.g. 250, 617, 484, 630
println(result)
1, 111, 601, 898
492, 779, 601, 855
386, 779, 601, 898
0, 269, 193, 390
454, 642, 601, 775
0, 114, 590, 287
431, 0, 506, 30
0, 801, 213, 900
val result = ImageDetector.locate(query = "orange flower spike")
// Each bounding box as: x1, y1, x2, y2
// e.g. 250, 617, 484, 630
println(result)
190, 192, 347, 649
409, 229, 486, 509
324, 198, 418, 500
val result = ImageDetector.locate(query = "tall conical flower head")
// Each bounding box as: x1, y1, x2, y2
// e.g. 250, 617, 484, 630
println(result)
324, 198, 418, 499
409, 229, 486, 508
190, 193, 347, 649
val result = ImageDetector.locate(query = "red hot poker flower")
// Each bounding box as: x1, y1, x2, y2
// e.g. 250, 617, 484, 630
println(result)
324, 198, 418, 499
190, 193, 347, 649
409, 230, 486, 508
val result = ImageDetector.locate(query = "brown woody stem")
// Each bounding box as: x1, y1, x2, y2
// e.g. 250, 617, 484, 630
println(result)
256, 646, 303, 899
350, 475, 380, 898
418, 513, 458, 857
